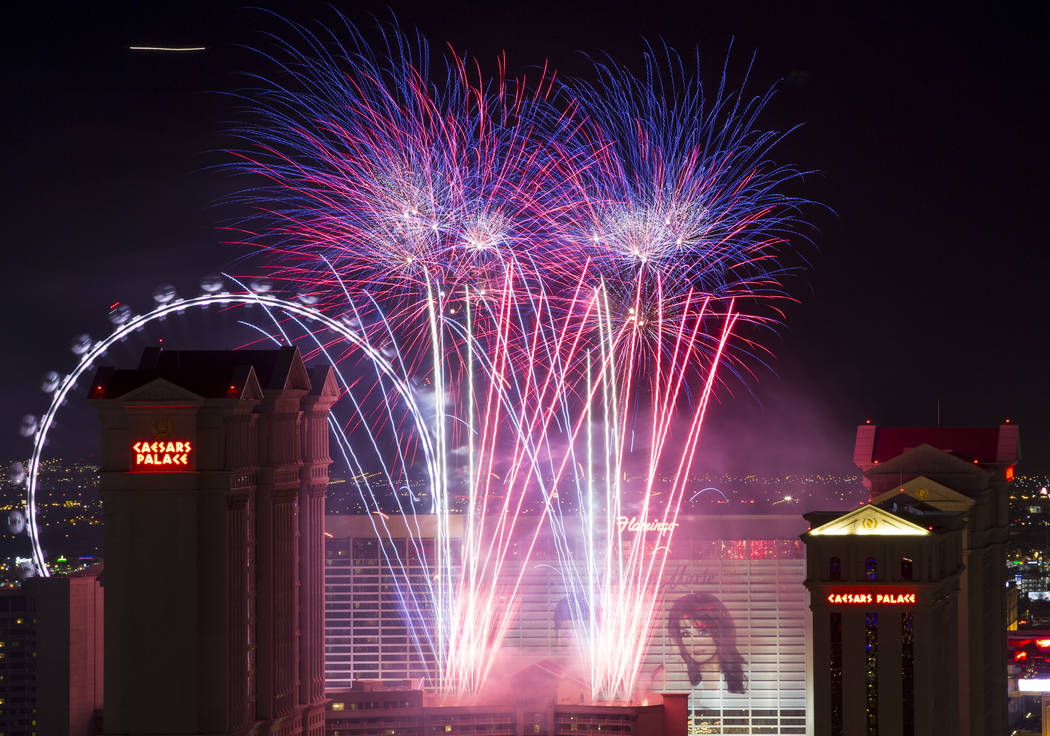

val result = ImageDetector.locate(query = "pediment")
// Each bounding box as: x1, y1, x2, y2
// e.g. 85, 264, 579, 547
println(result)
807, 504, 930, 537
287, 351, 311, 391
308, 365, 341, 401
232, 368, 264, 401
269, 348, 312, 392
118, 377, 204, 404
866, 443, 990, 479
871, 475, 975, 512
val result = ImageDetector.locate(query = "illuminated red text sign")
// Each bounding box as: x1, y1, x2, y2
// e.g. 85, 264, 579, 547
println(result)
133, 440, 192, 470
826, 591, 916, 606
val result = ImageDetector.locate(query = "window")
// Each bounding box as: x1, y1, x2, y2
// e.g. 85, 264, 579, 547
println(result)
865, 612, 878, 735
865, 557, 877, 581
902, 612, 914, 736
829, 557, 842, 581
352, 539, 379, 562
900, 556, 913, 581
830, 613, 843, 736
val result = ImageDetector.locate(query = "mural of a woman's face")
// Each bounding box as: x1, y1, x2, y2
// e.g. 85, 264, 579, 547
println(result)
677, 616, 717, 664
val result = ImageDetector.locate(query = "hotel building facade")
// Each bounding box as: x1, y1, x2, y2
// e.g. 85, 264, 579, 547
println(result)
802, 424, 1018, 736
90, 347, 339, 736
324, 513, 810, 735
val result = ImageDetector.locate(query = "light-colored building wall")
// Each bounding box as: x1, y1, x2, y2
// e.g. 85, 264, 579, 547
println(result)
324, 514, 810, 735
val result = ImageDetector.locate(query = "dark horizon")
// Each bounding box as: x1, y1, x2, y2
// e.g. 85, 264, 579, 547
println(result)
2, 0, 1047, 472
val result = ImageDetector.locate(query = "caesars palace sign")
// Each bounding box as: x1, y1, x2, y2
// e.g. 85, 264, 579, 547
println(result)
132, 440, 193, 469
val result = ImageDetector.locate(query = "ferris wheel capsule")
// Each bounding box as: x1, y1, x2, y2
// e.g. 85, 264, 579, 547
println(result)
108, 303, 132, 326
16, 558, 36, 579
18, 415, 38, 438
152, 284, 177, 304
71, 334, 92, 355
249, 278, 273, 293
7, 509, 25, 535
339, 313, 362, 329
297, 291, 319, 305
200, 274, 224, 293
41, 371, 61, 393
7, 462, 25, 485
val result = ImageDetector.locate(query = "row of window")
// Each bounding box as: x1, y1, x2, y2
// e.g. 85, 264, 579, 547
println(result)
828, 611, 914, 736
327, 538, 806, 562
828, 556, 913, 581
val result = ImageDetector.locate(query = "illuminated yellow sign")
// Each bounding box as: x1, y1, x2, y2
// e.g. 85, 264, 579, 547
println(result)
133, 440, 192, 470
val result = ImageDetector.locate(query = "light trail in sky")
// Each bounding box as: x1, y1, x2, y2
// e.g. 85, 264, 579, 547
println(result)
129, 46, 206, 52
226, 14, 813, 698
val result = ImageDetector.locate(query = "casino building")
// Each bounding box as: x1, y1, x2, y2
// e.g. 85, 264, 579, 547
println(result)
802, 424, 1019, 736
90, 347, 339, 736
324, 513, 810, 735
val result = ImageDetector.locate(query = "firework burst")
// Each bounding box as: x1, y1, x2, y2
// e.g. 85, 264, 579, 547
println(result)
225, 14, 815, 699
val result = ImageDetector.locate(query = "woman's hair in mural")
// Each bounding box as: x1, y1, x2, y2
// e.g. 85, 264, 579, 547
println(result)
668, 592, 747, 693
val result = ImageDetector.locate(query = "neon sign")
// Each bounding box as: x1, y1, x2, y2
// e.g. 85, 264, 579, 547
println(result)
132, 440, 192, 470
826, 591, 916, 606
616, 516, 680, 536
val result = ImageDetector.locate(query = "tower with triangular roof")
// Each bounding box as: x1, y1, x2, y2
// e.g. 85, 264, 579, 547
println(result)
90, 347, 339, 736
803, 424, 1019, 736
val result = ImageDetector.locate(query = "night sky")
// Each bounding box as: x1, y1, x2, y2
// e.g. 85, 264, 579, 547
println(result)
2, 1, 1047, 472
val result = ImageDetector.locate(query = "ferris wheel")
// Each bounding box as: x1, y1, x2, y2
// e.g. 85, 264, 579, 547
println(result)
9, 274, 437, 577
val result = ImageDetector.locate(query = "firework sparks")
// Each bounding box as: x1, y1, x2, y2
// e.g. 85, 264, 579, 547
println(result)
226, 15, 813, 699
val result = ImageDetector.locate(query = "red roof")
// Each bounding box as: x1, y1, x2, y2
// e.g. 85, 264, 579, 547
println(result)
855, 425, 1019, 466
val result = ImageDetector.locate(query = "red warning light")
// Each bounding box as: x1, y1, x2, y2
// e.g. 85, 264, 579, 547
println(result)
1035, 639, 1050, 649
109, 301, 120, 309
1006, 466, 1015, 482
1017, 650, 1029, 661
